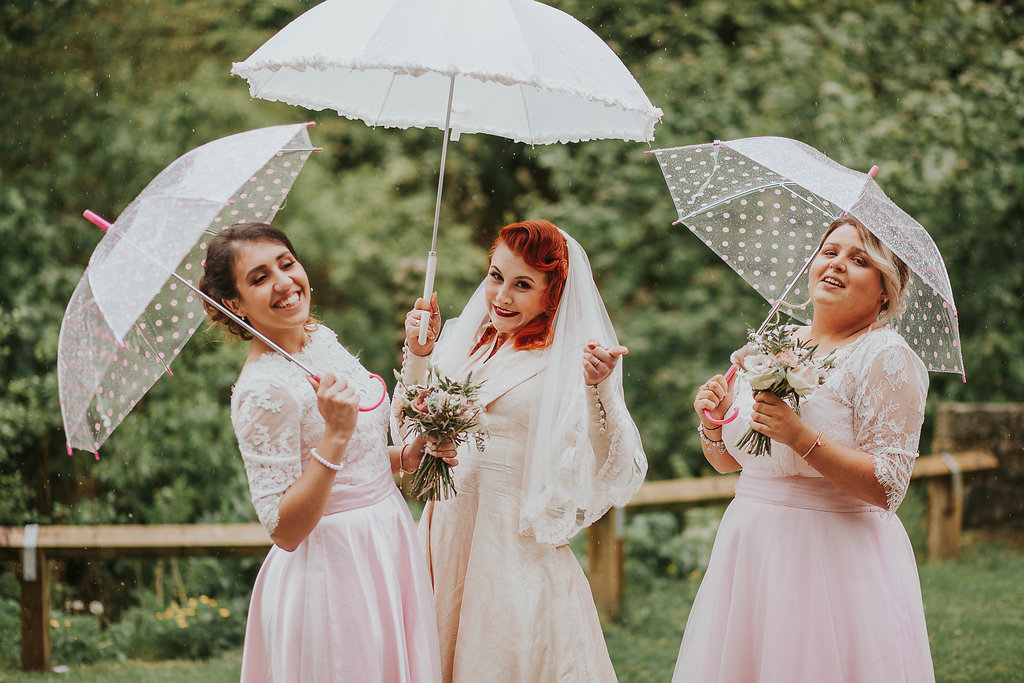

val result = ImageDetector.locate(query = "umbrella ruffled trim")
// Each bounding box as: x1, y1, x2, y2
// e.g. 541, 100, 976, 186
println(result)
231, 57, 662, 144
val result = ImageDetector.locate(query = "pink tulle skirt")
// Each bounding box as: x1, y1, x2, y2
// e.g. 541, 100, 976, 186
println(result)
673, 474, 934, 683
241, 471, 441, 682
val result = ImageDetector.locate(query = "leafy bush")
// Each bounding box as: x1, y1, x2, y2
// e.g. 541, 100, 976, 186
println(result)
108, 594, 247, 662
625, 508, 723, 584
37, 592, 248, 667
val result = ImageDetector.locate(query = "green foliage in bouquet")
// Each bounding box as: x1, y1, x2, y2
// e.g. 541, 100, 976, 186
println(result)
394, 366, 487, 501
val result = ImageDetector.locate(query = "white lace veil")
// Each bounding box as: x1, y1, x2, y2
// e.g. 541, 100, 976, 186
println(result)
432, 229, 647, 545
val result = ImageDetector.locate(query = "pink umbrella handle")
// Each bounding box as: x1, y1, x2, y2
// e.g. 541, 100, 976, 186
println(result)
702, 364, 739, 425
359, 373, 388, 412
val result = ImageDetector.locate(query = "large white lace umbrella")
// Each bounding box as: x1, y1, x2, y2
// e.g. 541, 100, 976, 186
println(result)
231, 0, 662, 340
58, 123, 324, 457
651, 137, 964, 417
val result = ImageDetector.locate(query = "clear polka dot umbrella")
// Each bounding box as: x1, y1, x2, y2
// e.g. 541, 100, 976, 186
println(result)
57, 123, 318, 457
651, 136, 964, 383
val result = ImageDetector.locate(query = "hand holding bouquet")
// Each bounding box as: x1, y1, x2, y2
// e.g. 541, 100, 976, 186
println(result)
394, 365, 487, 500
731, 320, 834, 456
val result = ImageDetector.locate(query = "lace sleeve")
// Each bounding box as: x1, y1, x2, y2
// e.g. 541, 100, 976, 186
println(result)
586, 379, 648, 495
390, 345, 429, 447
231, 380, 304, 535
851, 335, 929, 513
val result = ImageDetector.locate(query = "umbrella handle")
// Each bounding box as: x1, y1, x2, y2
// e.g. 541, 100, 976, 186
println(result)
702, 365, 739, 425
359, 373, 388, 412
418, 251, 438, 345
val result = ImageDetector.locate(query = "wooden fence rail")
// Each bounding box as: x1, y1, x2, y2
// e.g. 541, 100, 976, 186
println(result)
0, 449, 997, 671
0, 523, 272, 672
585, 449, 999, 622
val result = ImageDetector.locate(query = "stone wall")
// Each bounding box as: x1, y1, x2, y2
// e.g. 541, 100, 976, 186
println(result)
931, 403, 1024, 529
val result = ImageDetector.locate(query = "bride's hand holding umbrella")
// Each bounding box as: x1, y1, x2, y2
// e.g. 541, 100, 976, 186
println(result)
405, 292, 442, 357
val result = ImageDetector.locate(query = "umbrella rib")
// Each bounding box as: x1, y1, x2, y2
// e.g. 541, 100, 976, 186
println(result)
518, 85, 534, 144
372, 73, 398, 128
132, 324, 175, 376
678, 181, 840, 223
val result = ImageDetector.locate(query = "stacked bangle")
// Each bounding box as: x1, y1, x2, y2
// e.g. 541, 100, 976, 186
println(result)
698, 422, 727, 457
310, 447, 344, 472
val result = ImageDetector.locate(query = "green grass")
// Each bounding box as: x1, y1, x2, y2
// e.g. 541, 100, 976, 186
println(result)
2, 532, 1020, 682
920, 534, 1024, 682
0, 650, 241, 682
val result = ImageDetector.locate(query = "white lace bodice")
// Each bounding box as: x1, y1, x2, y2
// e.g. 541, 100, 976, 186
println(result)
722, 327, 929, 512
230, 325, 391, 533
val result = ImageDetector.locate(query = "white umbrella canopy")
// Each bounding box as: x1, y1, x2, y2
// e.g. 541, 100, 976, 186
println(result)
230, 0, 662, 144
232, 0, 662, 341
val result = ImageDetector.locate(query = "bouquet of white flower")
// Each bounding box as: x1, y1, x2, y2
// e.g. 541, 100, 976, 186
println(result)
393, 365, 487, 500
730, 320, 834, 456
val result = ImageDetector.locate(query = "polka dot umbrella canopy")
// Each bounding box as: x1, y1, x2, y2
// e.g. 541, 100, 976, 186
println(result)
58, 122, 318, 457
651, 136, 964, 380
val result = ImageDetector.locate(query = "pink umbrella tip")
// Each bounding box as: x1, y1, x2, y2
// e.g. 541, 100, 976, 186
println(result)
306, 121, 317, 128
313, 147, 324, 152
66, 442, 73, 457
83, 210, 112, 232
868, 165, 879, 178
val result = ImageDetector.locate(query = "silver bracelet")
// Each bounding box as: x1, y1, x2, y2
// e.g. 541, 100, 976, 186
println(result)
698, 423, 727, 457
309, 447, 344, 472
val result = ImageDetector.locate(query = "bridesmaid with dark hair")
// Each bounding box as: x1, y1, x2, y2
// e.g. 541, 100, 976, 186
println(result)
200, 222, 443, 682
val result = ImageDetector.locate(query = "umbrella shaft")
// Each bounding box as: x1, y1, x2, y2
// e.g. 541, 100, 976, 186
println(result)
756, 244, 821, 334
171, 273, 318, 378
429, 74, 456, 253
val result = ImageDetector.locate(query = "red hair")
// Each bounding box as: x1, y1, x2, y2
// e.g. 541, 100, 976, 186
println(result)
477, 219, 569, 352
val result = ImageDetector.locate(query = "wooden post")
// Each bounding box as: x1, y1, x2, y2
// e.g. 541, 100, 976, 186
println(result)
587, 506, 624, 624
20, 548, 50, 672
926, 477, 962, 561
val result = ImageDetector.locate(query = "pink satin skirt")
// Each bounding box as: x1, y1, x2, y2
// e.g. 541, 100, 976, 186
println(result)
673, 474, 934, 682
241, 471, 441, 682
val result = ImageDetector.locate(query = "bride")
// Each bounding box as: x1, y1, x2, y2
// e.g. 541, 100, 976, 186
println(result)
396, 219, 647, 682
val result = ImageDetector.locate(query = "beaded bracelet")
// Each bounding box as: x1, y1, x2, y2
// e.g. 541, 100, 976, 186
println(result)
698, 423, 727, 457
309, 447, 344, 472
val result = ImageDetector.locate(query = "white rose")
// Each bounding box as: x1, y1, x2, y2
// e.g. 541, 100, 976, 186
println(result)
730, 342, 761, 369
787, 364, 822, 396
743, 354, 783, 391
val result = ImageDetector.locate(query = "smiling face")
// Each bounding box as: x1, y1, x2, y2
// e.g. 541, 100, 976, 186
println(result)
484, 242, 550, 338
809, 223, 886, 325
226, 239, 311, 344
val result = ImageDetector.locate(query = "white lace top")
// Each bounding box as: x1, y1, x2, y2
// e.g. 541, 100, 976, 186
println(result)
230, 325, 391, 534
722, 327, 929, 513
